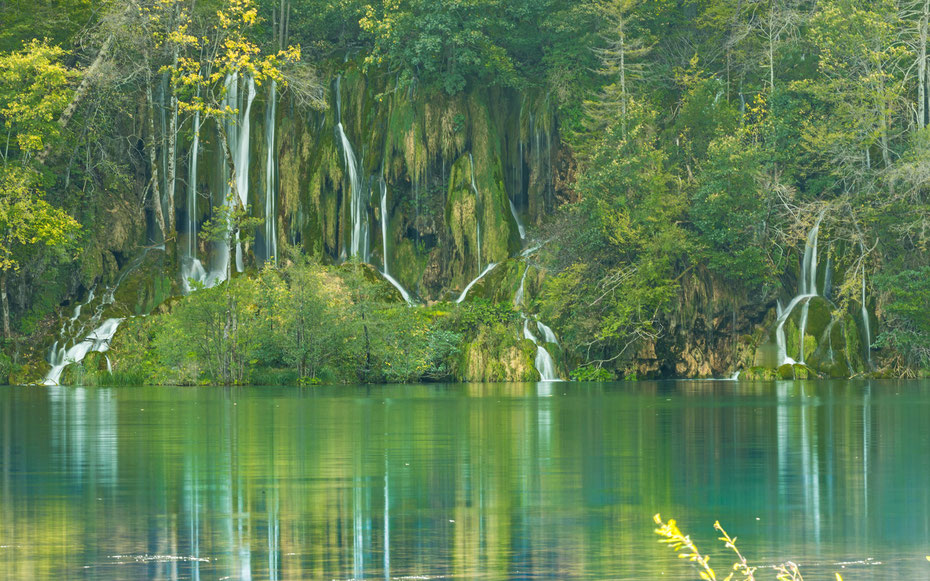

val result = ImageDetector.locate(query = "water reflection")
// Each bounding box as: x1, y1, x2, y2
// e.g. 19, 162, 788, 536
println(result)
1, 381, 929, 579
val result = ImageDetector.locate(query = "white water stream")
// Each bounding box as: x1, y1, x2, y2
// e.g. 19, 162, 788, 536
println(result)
523, 318, 559, 381
264, 80, 278, 264
336, 76, 369, 261
378, 178, 414, 305
775, 213, 824, 366
456, 263, 499, 304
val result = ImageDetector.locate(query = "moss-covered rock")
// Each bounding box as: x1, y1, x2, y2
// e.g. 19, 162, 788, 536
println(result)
459, 322, 538, 382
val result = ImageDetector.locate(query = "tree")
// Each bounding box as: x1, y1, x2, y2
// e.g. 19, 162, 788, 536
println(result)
0, 41, 81, 338
805, 0, 909, 172
359, 0, 517, 94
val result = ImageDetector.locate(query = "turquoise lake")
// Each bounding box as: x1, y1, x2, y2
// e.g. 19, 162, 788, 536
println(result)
1, 380, 929, 579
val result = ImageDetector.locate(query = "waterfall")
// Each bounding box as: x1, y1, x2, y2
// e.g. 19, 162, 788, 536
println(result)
775, 213, 824, 366
861, 265, 871, 365
523, 318, 559, 381
264, 80, 278, 264
44, 319, 124, 385
336, 124, 367, 260
468, 154, 482, 268
509, 199, 526, 241
378, 178, 414, 306
198, 72, 250, 287
43, 246, 160, 384
537, 321, 558, 345
380, 178, 389, 274
336, 76, 369, 261
234, 75, 257, 273
800, 215, 822, 295
181, 106, 208, 293
514, 259, 562, 381
456, 262, 499, 304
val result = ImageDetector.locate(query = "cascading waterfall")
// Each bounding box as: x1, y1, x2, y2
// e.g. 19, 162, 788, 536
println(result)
523, 319, 558, 381
234, 75, 257, 273
335, 76, 369, 261
264, 79, 278, 265
44, 318, 123, 386
43, 246, 161, 385
379, 177, 414, 305
537, 321, 558, 345
514, 261, 562, 381
775, 214, 823, 366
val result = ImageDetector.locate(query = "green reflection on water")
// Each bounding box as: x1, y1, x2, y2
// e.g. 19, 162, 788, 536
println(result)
1, 380, 929, 580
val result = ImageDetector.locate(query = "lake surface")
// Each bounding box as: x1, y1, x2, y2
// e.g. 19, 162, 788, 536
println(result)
1, 380, 929, 580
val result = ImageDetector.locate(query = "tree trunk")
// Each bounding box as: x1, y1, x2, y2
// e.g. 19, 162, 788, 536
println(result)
917, 0, 930, 129
0, 270, 10, 339
166, 52, 179, 235
146, 82, 168, 240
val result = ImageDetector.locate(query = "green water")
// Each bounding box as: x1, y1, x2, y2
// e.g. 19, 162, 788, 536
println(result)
1, 380, 929, 580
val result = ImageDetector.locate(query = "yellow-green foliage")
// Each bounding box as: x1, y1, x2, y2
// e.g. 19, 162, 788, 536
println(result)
655, 514, 845, 581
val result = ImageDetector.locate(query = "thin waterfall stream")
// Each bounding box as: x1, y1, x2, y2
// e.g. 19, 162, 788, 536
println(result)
264, 79, 278, 265
336, 76, 369, 262
379, 177, 415, 305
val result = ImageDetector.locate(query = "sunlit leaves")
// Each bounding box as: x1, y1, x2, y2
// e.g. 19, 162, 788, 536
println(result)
0, 40, 77, 157
0, 166, 80, 273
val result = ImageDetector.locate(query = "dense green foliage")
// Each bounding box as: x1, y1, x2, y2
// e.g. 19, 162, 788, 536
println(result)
1, 0, 930, 382
107, 260, 475, 385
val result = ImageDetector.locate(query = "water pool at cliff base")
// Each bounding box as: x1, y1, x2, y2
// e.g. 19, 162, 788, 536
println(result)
1, 380, 929, 579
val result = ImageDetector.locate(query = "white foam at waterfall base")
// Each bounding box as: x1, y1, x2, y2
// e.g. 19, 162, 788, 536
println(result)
180, 257, 209, 293
44, 318, 124, 386
456, 263, 498, 304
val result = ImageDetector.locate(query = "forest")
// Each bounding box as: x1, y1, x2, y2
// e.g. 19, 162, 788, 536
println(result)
1, 0, 929, 385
